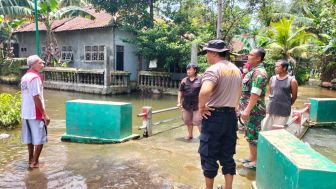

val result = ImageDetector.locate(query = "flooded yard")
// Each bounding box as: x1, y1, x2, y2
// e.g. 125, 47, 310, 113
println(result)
0, 84, 335, 188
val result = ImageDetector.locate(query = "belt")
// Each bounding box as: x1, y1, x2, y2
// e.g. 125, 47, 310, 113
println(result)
210, 106, 235, 112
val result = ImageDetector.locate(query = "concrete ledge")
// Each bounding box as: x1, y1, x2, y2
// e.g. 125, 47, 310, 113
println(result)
256, 130, 336, 189
309, 98, 336, 123
45, 81, 130, 94
61, 133, 140, 144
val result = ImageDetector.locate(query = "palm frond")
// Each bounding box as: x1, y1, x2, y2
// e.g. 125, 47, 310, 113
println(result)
288, 44, 312, 55
0, 6, 32, 17
52, 6, 95, 20
267, 42, 285, 52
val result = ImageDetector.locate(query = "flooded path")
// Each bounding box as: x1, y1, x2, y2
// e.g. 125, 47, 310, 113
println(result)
0, 84, 335, 188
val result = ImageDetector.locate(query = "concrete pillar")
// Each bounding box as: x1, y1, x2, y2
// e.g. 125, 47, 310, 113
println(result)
61, 99, 139, 143
141, 106, 152, 137
191, 42, 198, 64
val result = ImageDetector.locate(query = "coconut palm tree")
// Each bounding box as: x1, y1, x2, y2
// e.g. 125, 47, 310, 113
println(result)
266, 17, 317, 66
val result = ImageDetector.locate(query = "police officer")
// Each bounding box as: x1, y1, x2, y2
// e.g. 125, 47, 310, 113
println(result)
198, 40, 242, 189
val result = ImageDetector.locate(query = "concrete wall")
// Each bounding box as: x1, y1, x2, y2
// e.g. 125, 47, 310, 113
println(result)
16, 32, 47, 58
15, 28, 139, 80
255, 130, 336, 189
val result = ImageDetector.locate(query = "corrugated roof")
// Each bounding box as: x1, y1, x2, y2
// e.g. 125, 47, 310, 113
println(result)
15, 7, 113, 33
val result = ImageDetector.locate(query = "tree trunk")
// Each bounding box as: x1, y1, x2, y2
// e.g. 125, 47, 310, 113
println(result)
6, 31, 13, 59
148, 0, 154, 27
216, 0, 223, 39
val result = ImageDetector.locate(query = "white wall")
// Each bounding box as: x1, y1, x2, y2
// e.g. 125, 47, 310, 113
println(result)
16, 28, 139, 81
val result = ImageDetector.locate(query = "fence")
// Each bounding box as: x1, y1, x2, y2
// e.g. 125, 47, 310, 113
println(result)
137, 106, 180, 137
21, 66, 131, 94
138, 71, 180, 94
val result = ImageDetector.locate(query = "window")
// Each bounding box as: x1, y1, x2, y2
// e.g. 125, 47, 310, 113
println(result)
61, 46, 73, 61
85, 45, 105, 63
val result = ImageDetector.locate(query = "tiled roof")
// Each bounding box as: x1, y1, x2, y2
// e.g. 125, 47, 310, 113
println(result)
15, 7, 113, 33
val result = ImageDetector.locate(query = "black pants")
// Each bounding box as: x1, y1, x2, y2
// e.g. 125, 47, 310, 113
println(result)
198, 107, 238, 178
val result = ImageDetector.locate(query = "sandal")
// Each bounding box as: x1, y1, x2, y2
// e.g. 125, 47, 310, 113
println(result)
243, 162, 256, 170
239, 158, 251, 163
216, 185, 224, 189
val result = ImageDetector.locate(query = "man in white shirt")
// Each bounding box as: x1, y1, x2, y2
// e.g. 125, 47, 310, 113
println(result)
21, 55, 50, 168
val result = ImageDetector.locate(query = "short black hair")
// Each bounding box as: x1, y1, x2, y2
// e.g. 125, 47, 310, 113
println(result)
186, 63, 198, 74
217, 51, 230, 59
277, 59, 289, 71
255, 47, 266, 62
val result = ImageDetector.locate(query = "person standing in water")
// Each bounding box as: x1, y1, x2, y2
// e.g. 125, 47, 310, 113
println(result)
21, 55, 50, 168
198, 40, 242, 189
238, 48, 268, 169
262, 59, 298, 131
177, 63, 202, 140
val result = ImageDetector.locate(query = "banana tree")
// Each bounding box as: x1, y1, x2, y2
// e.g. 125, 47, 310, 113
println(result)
37, 0, 94, 65
0, 15, 28, 58
0, 0, 33, 17
1, 0, 94, 65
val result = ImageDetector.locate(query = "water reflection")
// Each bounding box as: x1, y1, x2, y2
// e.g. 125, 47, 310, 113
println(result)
1, 84, 336, 188
25, 170, 48, 189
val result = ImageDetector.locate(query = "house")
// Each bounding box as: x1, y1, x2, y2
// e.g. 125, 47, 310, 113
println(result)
14, 8, 139, 81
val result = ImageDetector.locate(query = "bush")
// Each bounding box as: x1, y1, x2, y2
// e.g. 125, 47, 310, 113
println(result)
321, 61, 336, 82
263, 59, 275, 77
295, 65, 310, 85
0, 58, 27, 79
0, 92, 21, 129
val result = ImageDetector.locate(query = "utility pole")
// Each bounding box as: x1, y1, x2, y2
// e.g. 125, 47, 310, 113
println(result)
216, 0, 223, 39
148, 0, 154, 27
34, 0, 40, 56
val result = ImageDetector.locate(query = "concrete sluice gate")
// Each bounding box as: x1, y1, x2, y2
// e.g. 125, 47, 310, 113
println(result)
253, 98, 336, 189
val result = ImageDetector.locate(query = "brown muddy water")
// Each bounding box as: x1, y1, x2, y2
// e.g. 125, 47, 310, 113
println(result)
0, 84, 335, 189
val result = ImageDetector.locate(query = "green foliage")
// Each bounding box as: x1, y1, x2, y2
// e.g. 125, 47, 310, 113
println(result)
263, 58, 275, 77
0, 92, 21, 129
132, 20, 192, 70
321, 61, 336, 82
0, 0, 33, 17
295, 64, 310, 85
129, 0, 218, 71
267, 17, 317, 63
86, 0, 151, 31
0, 58, 26, 77
0, 15, 28, 58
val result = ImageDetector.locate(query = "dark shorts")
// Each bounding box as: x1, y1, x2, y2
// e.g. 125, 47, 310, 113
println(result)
198, 107, 238, 178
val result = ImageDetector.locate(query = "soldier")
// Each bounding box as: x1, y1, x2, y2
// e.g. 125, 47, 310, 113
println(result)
238, 48, 268, 169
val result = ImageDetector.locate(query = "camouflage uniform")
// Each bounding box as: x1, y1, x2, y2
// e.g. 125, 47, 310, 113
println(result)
239, 63, 268, 145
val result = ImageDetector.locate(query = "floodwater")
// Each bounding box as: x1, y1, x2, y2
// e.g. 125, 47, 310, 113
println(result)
0, 84, 335, 188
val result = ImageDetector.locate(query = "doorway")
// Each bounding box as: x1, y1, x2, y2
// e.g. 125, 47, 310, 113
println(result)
116, 45, 124, 71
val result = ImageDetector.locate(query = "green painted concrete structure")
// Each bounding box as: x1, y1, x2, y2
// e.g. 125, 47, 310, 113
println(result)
255, 130, 336, 189
61, 99, 139, 143
309, 98, 336, 124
